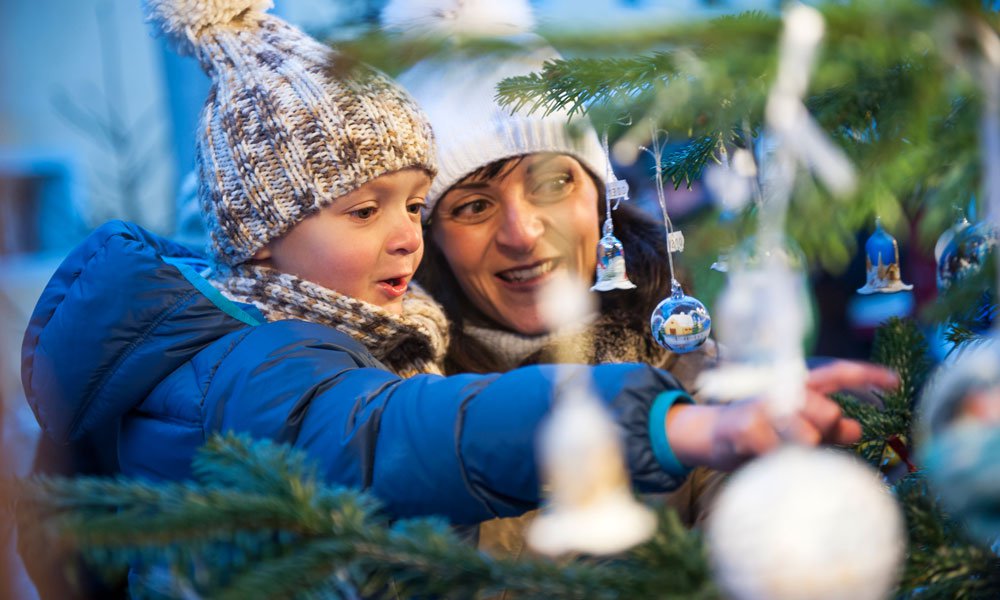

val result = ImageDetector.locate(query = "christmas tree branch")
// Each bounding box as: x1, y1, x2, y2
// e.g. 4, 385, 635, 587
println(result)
7, 434, 714, 600
894, 474, 1000, 598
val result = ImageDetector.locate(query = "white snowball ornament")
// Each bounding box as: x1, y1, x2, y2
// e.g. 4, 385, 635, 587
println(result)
706, 447, 905, 600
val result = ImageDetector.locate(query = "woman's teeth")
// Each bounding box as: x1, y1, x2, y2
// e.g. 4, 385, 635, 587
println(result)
498, 260, 555, 282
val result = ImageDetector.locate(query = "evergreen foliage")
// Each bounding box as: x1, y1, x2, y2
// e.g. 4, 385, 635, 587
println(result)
4, 434, 717, 600
836, 318, 929, 468
830, 319, 1000, 599
491, 1, 998, 273
336, 1, 998, 273
4, 320, 1000, 598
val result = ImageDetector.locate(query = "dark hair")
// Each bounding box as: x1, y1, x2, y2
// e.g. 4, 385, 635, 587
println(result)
417, 156, 676, 374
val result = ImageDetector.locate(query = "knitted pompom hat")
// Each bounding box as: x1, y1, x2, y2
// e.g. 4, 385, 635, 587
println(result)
146, 0, 437, 265
381, 0, 608, 218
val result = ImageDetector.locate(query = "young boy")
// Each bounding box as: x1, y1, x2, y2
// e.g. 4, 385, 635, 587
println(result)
22, 0, 889, 533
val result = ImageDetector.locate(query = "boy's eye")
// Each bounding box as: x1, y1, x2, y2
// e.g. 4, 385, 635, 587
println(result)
351, 207, 376, 220
407, 200, 427, 215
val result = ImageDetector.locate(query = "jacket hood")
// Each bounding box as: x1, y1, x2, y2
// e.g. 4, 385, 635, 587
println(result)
22, 221, 257, 443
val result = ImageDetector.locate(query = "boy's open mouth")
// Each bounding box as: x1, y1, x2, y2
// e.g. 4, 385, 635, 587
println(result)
377, 276, 409, 299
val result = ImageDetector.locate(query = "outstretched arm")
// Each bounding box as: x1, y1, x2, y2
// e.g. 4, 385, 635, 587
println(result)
664, 361, 897, 472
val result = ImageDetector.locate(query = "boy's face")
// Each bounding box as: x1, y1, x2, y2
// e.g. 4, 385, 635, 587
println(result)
257, 168, 431, 314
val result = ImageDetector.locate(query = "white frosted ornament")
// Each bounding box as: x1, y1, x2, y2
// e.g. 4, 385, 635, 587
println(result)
528, 274, 655, 556
706, 447, 905, 600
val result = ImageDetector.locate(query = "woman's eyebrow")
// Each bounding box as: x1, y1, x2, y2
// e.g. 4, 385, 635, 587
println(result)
450, 181, 492, 191
526, 155, 565, 175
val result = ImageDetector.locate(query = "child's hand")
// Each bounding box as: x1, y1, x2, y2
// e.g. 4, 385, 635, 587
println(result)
667, 361, 898, 472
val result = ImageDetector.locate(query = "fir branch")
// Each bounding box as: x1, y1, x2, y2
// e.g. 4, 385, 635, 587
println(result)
894, 474, 1000, 599
835, 318, 930, 470
12, 435, 713, 600
496, 53, 678, 118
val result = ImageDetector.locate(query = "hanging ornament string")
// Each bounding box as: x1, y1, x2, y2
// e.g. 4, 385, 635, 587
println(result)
602, 132, 618, 214
643, 126, 711, 355
591, 130, 636, 292
642, 128, 678, 286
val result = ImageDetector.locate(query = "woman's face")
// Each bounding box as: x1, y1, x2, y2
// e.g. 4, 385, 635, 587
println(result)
431, 154, 600, 335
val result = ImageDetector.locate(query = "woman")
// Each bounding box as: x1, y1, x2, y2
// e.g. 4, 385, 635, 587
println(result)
388, 0, 725, 555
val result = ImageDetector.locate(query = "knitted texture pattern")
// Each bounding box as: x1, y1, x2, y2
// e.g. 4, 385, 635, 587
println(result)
464, 310, 718, 395
394, 38, 606, 216
211, 263, 448, 377
147, 1, 436, 265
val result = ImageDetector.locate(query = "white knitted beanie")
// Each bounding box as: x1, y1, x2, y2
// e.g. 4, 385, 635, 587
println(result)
145, 0, 437, 265
382, 0, 608, 216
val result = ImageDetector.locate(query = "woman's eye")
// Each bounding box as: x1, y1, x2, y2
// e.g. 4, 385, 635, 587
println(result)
534, 173, 573, 196
351, 207, 376, 220
452, 198, 491, 218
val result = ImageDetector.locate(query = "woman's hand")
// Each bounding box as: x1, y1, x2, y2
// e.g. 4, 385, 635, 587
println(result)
666, 361, 899, 472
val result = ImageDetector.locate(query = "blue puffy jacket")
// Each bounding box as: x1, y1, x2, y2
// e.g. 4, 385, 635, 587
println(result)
22, 221, 691, 525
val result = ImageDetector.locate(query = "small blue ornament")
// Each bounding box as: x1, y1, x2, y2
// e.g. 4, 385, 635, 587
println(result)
934, 209, 971, 264
857, 218, 913, 295
591, 218, 637, 292
650, 281, 712, 353
937, 221, 998, 292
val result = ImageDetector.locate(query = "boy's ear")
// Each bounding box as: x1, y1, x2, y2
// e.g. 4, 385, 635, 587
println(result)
253, 246, 272, 260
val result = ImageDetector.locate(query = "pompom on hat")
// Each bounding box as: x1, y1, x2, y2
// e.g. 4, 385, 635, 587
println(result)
146, 0, 437, 265
381, 0, 608, 218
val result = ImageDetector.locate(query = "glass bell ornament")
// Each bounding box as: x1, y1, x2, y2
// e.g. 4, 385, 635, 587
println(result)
591, 217, 637, 292
937, 220, 998, 292
857, 218, 913, 294
650, 280, 712, 354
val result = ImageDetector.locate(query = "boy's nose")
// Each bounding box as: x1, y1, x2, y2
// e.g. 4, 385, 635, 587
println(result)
387, 214, 422, 255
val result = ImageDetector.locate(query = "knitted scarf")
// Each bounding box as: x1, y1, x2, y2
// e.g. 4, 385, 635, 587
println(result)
464, 310, 718, 394
210, 263, 448, 378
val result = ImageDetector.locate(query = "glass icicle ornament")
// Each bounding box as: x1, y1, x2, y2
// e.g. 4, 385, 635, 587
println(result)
696, 2, 855, 417
528, 273, 655, 556
857, 218, 913, 294
591, 133, 637, 292
643, 129, 711, 354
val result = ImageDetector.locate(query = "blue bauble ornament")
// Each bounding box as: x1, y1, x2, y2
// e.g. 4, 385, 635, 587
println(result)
650, 281, 711, 353
937, 221, 998, 292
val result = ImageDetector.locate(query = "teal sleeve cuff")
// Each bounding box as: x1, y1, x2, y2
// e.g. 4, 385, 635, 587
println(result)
649, 390, 695, 478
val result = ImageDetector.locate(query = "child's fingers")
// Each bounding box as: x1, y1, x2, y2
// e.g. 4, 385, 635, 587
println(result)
800, 390, 846, 437
806, 361, 899, 395
827, 417, 863, 446
776, 416, 822, 446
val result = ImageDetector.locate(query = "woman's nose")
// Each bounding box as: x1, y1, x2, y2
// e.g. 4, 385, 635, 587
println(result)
495, 201, 544, 253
